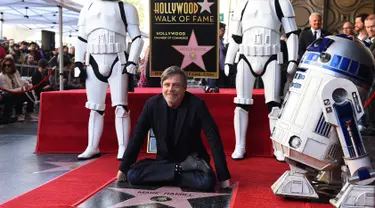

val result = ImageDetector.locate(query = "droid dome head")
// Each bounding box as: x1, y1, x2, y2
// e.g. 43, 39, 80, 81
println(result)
299, 35, 375, 91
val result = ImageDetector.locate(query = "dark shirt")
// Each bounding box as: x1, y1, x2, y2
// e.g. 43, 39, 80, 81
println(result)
32, 70, 50, 99
48, 55, 58, 67
298, 27, 330, 61
166, 107, 178, 159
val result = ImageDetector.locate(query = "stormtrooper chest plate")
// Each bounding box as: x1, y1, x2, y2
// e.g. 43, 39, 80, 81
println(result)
241, 0, 281, 33
85, 2, 127, 36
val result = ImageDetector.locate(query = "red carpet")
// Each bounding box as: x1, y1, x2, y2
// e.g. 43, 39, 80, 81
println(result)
1, 154, 332, 208
0, 154, 119, 208
35, 88, 272, 156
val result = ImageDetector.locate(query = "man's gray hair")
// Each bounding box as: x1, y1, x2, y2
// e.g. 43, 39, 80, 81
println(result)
160, 66, 188, 88
309, 12, 322, 21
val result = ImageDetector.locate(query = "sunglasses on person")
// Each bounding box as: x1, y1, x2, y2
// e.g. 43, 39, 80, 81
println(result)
3, 64, 12, 68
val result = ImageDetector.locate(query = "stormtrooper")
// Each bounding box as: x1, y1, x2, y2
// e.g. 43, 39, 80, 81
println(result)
74, 0, 144, 160
224, 0, 299, 160
271, 35, 375, 207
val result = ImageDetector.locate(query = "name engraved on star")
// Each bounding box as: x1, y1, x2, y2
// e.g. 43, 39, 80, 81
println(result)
163, 192, 193, 197
137, 190, 193, 197
138, 191, 160, 194
179, 47, 208, 51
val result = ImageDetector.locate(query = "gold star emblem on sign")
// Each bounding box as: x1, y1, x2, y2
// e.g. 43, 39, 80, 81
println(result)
190, 53, 196, 59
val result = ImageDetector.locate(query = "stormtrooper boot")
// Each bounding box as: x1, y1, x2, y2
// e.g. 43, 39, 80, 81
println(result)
78, 110, 104, 160
232, 107, 248, 160
115, 106, 131, 160
269, 107, 284, 162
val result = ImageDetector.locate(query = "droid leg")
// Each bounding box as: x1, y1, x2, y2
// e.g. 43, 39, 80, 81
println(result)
330, 182, 375, 208
319, 78, 375, 207
328, 105, 375, 207
271, 162, 319, 199
232, 58, 254, 160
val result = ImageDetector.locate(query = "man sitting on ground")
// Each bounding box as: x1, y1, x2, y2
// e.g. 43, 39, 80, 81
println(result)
117, 66, 231, 191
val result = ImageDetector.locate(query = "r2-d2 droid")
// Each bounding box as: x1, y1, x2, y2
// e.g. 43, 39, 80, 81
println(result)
271, 35, 375, 207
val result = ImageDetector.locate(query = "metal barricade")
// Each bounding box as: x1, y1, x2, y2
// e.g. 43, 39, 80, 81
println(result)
15, 64, 73, 90
16, 64, 38, 78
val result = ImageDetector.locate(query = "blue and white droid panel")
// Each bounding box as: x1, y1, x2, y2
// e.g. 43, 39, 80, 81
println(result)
299, 36, 374, 95
318, 78, 367, 159
272, 66, 341, 165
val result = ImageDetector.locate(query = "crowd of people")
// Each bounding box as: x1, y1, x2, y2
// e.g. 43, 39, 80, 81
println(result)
338, 13, 375, 134
0, 38, 77, 124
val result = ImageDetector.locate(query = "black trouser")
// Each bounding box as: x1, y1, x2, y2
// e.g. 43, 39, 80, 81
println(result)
126, 158, 217, 191
0, 92, 14, 122
208, 70, 230, 88
13, 93, 34, 114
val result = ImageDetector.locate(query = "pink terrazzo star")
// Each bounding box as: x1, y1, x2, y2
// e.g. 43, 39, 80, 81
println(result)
107, 186, 230, 208
172, 30, 214, 71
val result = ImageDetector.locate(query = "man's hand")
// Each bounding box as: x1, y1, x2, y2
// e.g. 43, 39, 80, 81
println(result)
117, 170, 127, 182
220, 179, 231, 189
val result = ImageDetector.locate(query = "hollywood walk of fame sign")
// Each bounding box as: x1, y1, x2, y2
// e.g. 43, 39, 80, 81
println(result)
150, 0, 219, 78
78, 182, 235, 208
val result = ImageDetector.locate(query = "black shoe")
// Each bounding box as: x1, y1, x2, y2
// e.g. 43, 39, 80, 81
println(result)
180, 154, 211, 173
0, 120, 8, 125
9, 117, 17, 123
213, 87, 219, 93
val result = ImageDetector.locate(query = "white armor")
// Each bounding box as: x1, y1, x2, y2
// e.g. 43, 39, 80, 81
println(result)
271, 35, 375, 207
75, 0, 144, 160
225, 0, 298, 160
